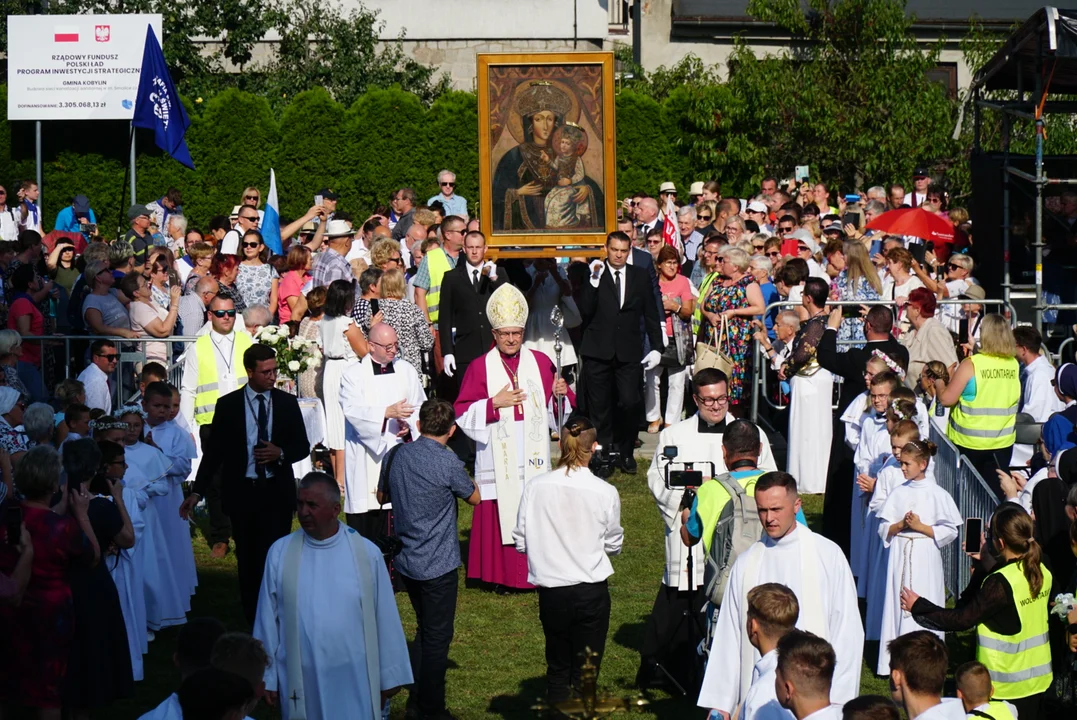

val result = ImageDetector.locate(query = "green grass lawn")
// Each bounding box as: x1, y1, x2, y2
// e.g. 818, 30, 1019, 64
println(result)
102, 462, 970, 719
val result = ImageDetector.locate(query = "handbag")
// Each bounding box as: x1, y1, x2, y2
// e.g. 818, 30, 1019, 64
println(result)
372, 444, 405, 559
695, 314, 734, 376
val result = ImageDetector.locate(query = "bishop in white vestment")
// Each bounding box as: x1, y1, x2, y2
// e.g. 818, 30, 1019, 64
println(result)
455, 283, 571, 589
339, 323, 425, 538
697, 474, 863, 715
254, 475, 412, 720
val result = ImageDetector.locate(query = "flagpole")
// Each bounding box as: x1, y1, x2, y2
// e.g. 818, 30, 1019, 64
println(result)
35, 121, 42, 220
129, 121, 137, 205
117, 123, 135, 241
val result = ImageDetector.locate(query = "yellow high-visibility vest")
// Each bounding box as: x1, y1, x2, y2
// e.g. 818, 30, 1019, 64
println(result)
193, 332, 253, 426
976, 561, 1053, 699
423, 248, 453, 323
947, 353, 1020, 450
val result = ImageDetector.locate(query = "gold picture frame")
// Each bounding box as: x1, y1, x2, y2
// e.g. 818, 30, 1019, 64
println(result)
477, 52, 617, 257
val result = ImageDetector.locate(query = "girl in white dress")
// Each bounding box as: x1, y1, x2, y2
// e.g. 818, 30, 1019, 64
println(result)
875, 438, 961, 675
319, 280, 369, 489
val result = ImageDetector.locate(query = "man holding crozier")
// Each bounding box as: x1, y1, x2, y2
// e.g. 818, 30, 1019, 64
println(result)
455, 283, 572, 590
339, 323, 426, 539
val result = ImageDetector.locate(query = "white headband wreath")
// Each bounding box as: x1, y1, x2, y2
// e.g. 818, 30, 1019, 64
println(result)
871, 349, 906, 379
114, 405, 147, 421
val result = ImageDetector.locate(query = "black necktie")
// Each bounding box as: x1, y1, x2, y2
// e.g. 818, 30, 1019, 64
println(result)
256, 395, 268, 479
472, 268, 479, 289
614, 270, 622, 308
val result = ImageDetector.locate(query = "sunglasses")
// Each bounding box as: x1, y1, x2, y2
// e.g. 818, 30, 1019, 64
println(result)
441, 182, 455, 187
698, 215, 713, 221
389, 256, 403, 264
97, 353, 119, 361
244, 195, 259, 201
767, 251, 781, 258
240, 215, 259, 222
646, 240, 662, 245
242, 241, 261, 248
798, 246, 811, 253
752, 244, 766, 251
210, 309, 237, 318
947, 263, 962, 271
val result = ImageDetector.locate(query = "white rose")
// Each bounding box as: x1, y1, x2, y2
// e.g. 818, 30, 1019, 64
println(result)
288, 360, 301, 372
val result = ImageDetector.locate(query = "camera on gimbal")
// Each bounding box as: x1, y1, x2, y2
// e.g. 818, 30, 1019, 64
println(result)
589, 444, 622, 479
659, 446, 715, 511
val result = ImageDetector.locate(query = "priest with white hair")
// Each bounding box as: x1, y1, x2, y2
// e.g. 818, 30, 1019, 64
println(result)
455, 283, 573, 590
254, 472, 412, 720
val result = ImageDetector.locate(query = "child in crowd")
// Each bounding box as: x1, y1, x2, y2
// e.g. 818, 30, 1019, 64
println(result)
543, 123, 591, 229
954, 661, 1019, 720
53, 378, 86, 444
738, 583, 800, 720
875, 439, 961, 675
60, 403, 91, 449
890, 385, 930, 439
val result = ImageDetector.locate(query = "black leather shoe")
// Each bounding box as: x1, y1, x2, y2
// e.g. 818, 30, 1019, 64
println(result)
620, 455, 638, 474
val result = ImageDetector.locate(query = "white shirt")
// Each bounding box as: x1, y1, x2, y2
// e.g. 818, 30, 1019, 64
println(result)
77, 361, 112, 414
1022, 354, 1064, 422
220, 229, 241, 255
588, 262, 627, 308
345, 242, 370, 264
0, 208, 18, 242
739, 650, 793, 720
243, 384, 274, 479
801, 706, 843, 720
512, 466, 623, 588
806, 258, 829, 282
941, 279, 971, 333
911, 698, 967, 720
179, 329, 249, 428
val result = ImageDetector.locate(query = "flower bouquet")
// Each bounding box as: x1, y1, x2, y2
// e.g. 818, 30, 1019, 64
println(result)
253, 325, 322, 390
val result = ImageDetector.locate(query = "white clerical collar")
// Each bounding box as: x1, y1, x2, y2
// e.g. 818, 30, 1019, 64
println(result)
767, 523, 803, 548
304, 522, 344, 547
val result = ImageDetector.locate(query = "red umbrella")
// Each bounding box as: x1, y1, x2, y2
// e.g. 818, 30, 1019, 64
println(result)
865, 207, 954, 244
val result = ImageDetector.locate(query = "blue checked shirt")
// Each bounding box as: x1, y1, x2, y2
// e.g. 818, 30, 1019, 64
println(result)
310, 247, 353, 289
426, 193, 468, 219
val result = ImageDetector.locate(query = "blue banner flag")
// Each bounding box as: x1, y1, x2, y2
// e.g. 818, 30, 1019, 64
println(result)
263, 169, 282, 254
132, 25, 194, 169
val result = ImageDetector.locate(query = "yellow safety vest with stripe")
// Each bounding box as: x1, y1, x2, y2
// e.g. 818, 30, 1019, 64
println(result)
695, 469, 764, 553
423, 248, 453, 323
193, 332, 253, 426
947, 353, 1020, 450
967, 700, 1017, 720
692, 272, 719, 338
975, 561, 1053, 699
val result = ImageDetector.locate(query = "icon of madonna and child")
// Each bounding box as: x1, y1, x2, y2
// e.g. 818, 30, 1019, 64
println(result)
491, 79, 606, 233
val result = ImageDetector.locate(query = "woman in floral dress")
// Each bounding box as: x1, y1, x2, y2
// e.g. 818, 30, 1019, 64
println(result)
698, 247, 765, 415
236, 230, 279, 312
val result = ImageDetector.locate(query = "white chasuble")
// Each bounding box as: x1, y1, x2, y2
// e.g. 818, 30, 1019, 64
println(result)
339, 357, 425, 515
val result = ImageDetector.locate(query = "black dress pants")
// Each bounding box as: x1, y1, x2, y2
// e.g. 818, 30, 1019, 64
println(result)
960, 445, 1014, 501
229, 478, 295, 626
346, 509, 386, 542
538, 581, 611, 704
403, 569, 459, 716
198, 424, 232, 547
822, 421, 854, 559
583, 356, 643, 458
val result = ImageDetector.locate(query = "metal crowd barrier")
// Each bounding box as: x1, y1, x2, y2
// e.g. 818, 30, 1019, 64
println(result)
20, 334, 199, 408
928, 422, 999, 600
749, 297, 1018, 423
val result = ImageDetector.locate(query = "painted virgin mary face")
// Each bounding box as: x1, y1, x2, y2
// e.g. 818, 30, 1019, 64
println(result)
531, 111, 556, 144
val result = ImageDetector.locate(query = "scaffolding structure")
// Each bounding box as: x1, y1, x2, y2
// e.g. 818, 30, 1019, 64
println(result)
970, 6, 1077, 333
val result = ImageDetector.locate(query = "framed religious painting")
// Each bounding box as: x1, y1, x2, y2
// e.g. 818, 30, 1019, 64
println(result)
477, 52, 617, 256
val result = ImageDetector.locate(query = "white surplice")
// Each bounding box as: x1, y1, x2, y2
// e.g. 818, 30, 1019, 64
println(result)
339, 357, 424, 514
787, 369, 833, 494
124, 440, 189, 629
104, 485, 147, 681
645, 414, 777, 591
253, 523, 413, 720
697, 524, 863, 713
1013, 354, 1065, 466
875, 478, 961, 675
738, 649, 794, 720
146, 419, 198, 599
851, 412, 888, 587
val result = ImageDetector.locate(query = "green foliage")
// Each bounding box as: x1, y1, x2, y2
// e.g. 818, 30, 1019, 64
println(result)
274, 87, 350, 221
612, 90, 676, 196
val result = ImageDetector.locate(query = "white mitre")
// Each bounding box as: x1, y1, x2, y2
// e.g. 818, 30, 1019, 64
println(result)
486, 282, 528, 330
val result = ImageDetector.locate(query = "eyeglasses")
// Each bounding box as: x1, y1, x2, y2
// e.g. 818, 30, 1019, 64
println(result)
244, 195, 259, 201
698, 214, 712, 221
646, 239, 662, 245
441, 182, 455, 187
242, 241, 261, 248
494, 330, 523, 339
210, 309, 237, 318
695, 394, 729, 407
370, 341, 399, 351
97, 353, 119, 361
240, 215, 259, 222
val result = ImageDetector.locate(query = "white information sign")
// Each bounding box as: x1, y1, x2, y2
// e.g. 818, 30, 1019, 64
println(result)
6, 14, 164, 121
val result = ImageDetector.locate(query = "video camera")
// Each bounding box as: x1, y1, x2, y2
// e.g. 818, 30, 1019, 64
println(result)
589, 444, 622, 479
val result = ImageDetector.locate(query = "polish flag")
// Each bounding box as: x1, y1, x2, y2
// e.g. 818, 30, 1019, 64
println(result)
54, 26, 79, 43
662, 196, 679, 252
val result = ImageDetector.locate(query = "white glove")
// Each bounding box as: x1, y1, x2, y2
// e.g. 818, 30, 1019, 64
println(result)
641, 350, 662, 371
589, 259, 604, 278
443, 354, 456, 377
483, 260, 498, 281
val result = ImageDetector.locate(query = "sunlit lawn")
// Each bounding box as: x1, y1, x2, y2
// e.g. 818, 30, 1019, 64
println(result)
103, 461, 974, 719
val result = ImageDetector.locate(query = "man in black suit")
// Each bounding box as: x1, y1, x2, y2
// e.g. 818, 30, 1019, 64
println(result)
579, 231, 664, 473
180, 344, 311, 625
438, 229, 506, 387
816, 304, 909, 557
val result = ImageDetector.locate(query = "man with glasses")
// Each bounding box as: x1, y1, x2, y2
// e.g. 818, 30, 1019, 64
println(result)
438, 230, 504, 385
339, 322, 425, 538
677, 205, 704, 268
220, 206, 261, 255
428, 169, 468, 220
180, 294, 254, 559
124, 204, 154, 269
776, 215, 798, 239
77, 339, 118, 413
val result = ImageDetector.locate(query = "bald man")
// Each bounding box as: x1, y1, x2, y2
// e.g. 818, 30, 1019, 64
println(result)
637, 198, 660, 236
338, 323, 426, 539
402, 223, 428, 271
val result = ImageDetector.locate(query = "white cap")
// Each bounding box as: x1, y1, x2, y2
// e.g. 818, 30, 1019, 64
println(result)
746, 200, 768, 214
659, 181, 677, 194
323, 219, 354, 238
689, 181, 705, 196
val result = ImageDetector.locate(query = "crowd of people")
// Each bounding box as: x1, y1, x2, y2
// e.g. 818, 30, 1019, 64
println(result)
0, 167, 1074, 720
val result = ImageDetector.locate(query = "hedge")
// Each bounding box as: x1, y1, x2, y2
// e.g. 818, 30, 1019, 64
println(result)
1, 82, 712, 235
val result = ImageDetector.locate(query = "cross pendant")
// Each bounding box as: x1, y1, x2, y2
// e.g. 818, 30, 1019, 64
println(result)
290, 690, 300, 709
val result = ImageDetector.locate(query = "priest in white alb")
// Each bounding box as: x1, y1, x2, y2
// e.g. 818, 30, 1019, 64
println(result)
455, 283, 572, 590
254, 472, 412, 720
697, 471, 863, 717
339, 323, 425, 540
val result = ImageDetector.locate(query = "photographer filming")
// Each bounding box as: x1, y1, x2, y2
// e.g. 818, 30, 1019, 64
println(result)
639, 370, 778, 693
512, 417, 623, 705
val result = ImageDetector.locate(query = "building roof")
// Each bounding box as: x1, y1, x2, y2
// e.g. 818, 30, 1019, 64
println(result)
972, 7, 1077, 93
672, 0, 1047, 27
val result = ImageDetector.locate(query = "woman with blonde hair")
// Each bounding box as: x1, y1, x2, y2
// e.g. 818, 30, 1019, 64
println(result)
378, 268, 434, 374
827, 240, 882, 350
904, 504, 1051, 720
369, 238, 404, 272
512, 415, 623, 705
933, 314, 1019, 498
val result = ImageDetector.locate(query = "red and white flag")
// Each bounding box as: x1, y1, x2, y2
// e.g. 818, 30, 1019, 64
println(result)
661, 197, 679, 252
54, 25, 79, 43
